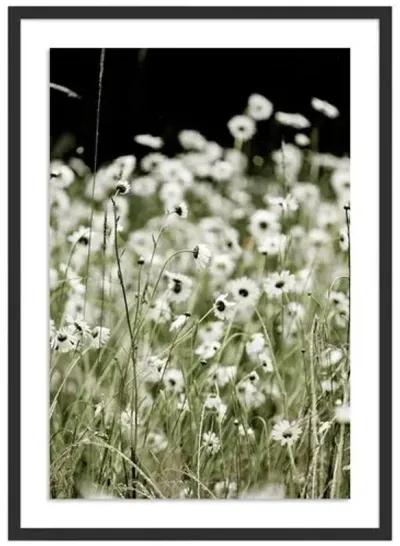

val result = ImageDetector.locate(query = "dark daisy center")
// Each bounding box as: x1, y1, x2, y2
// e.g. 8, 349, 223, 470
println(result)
78, 235, 89, 245
259, 221, 268, 230
173, 279, 182, 294
116, 183, 127, 193
282, 431, 293, 438
193, 246, 199, 259
57, 334, 67, 342
239, 288, 249, 297
275, 281, 285, 289
175, 206, 183, 216
168, 378, 176, 386
216, 300, 226, 312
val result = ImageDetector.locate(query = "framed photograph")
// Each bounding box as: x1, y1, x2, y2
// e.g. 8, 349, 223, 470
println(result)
8, 5, 392, 541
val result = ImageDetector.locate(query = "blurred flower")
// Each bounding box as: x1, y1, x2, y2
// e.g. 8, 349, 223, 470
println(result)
247, 93, 273, 121
195, 340, 221, 360
202, 431, 221, 454
50, 160, 75, 189
170, 313, 191, 332
134, 134, 163, 149
294, 133, 310, 147
165, 272, 193, 303
275, 111, 310, 129
193, 244, 212, 270
163, 368, 185, 394
131, 176, 157, 197
227, 115, 256, 142
311, 97, 339, 119
178, 129, 207, 151
334, 404, 350, 424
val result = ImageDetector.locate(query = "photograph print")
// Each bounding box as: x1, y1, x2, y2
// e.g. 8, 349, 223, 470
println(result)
49, 48, 350, 500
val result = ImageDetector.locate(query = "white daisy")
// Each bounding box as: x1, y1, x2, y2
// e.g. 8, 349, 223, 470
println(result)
163, 368, 185, 394
169, 201, 188, 219
236, 381, 265, 410
246, 333, 266, 359
165, 272, 193, 303
329, 290, 348, 308
258, 349, 274, 373
142, 356, 167, 384
204, 393, 227, 421
91, 326, 111, 349
213, 293, 236, 321
210, 160, 234, 182
159, 181, 184, 209
247, 93, 273, 121
210, 365, 237, 388
266, 194, 299, 215
198, 321, 225, 342
170, 313, 191, 332
209, 254, 236, 279
228, 277, 260, 307
114, 179, 130, 196
311, 97, 339, 119
193, 244, 212, 270
227, 115, 256, 142
134, 134, 163, 149
66, 316, 92, 348
67, 226, 91, 247
195, 340, 221, 361
50, 160, 75, 189
140, 152, 166, 172
202, 431, 221, 455
257, 233, 286, 257
131, 176, 157, 197
294, 133, 310, 147
263, 270, 295, 299
50, 325, 78, 353
249, 209, 280, 242
178, 129, 207, 151
159, 159, 193, 187
275, 111, 311, 130
271, 419, 302, 446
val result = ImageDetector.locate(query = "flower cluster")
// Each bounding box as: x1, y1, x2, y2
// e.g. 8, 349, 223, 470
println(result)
50, 92, 350, 500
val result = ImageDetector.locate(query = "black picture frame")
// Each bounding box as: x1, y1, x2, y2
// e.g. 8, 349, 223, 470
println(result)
8, 5, 392, 541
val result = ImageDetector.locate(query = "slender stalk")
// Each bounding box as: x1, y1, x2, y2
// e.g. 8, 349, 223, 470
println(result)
83, 48, 105, 319
111, 195, 139, 498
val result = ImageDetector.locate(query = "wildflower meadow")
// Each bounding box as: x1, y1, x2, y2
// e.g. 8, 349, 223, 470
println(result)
50, 54, 350, 500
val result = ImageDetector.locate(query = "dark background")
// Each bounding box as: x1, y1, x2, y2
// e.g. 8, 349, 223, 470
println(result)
50, 49, 350, 164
